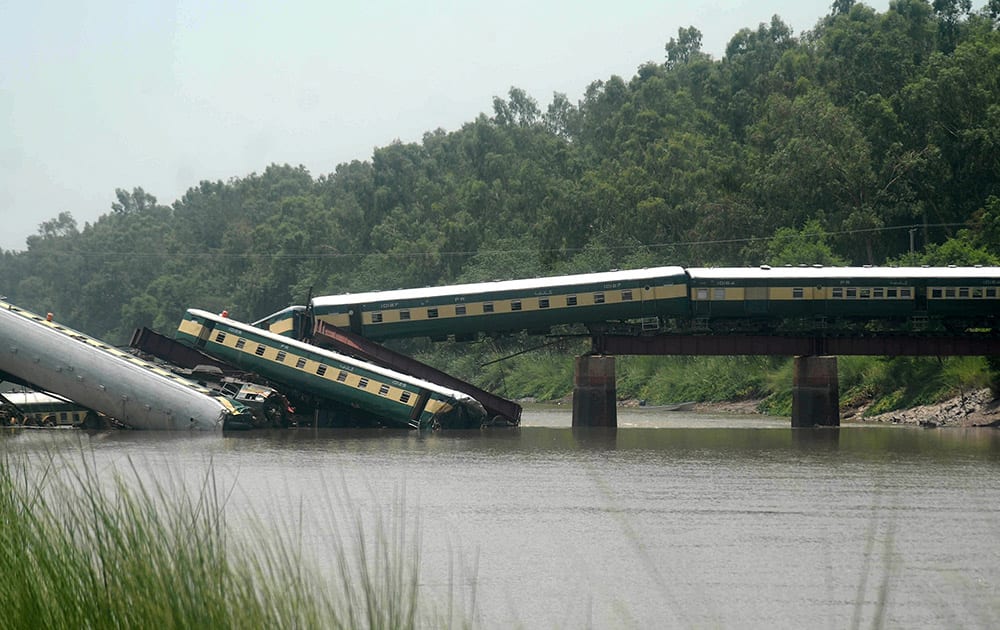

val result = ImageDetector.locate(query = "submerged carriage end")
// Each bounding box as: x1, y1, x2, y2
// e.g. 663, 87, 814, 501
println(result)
422, 396, 489, 430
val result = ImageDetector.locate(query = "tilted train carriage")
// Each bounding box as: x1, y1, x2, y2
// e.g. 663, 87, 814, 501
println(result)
300, 267, 691, 340
0, 300, 254, 430
253, 305, 308, 339
176, 309, 488, 429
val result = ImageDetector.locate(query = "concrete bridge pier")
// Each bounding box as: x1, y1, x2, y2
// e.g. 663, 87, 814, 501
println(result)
572, 355, 617, 427
792, 355, 840, 427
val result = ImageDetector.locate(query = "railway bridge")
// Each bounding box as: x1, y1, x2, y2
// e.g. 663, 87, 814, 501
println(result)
270, 265, 1000, 429
579, 333, 1000, 428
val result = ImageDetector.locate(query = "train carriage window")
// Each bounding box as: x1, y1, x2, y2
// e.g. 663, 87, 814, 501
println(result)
378, 384, 390, 396
792, 288, 804, 299
455, 305, 467, 315
945, 288, 956, 298
316, 365, 327, 377
973, 288, 983, 298
696, 289, 709, 300
621, 290, 633, 301
371, 312, 383, 323
887, 288, 898, 298
336, 371, 348, 382
235, 338, 246, 349
987, 288, 997, 298
712, 288, 725, 300
275, 351, 287, 363
566, 296, 578, 306
832, 288, 843, 298
255, 344, 266, 356
860, 288, 871, 298
400, 310, 411, 320
214, 332, 226, 343
400, 392, 412, 404
873, 288, 884, 298
593, 293, 605, 304
846, 288, 857, 298
483, 302, 495, 313
358, 377, 369, 389
538, 298, 550, 309
295, 357, 307, 369
428, 308, 439, 318
511, 301, 522, 311
900, 288, 912, 298
959, 287, 969, 298
931, 288, 943, 298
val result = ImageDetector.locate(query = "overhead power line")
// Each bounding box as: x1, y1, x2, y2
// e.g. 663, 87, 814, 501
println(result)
16, 222, 966, 260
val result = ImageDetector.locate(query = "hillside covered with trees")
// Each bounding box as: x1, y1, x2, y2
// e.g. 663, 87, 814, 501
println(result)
2, 1, 999, 411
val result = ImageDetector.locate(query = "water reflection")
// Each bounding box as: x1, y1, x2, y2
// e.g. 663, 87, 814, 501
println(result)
7, 417, 1000, 462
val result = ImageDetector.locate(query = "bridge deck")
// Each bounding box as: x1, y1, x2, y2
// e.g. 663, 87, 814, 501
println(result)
591, 334, 1000, 356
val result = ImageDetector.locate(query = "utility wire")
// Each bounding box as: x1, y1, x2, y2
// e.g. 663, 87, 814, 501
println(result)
15, 222, 967, 260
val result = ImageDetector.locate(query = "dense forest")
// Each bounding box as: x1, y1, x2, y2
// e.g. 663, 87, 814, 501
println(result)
3, 1, 999, 409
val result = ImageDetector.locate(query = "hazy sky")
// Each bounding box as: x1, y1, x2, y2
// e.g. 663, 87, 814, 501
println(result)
1, 0, 891, 252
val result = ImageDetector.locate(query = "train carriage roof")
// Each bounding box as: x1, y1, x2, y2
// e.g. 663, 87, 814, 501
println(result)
311, 266, 688, 308
686, 266, 1000, 281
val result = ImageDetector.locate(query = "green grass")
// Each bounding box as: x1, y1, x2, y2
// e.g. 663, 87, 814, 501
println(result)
414, 336, 996, 417
840, 356, 993, 416
0, 448, 471, 630
618, 355, 775, 405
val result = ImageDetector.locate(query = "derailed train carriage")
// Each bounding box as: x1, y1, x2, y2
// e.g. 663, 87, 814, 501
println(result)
0, 391, 95, 428
175, 309, 488, 429
0, 300, 254, 430
256, 266, 1000, 342
258, 267, 691, 340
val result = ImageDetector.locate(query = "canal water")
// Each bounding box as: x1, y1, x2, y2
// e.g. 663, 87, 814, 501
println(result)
5, 407, 1000, 628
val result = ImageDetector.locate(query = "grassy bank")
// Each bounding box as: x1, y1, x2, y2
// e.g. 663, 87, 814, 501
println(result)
0, 449, 466, 630
415, 338, 997, 417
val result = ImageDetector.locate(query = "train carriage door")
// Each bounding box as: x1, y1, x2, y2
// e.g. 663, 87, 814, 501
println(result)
640, 283, 662, 331
745, 286, 768, 314
408, 388, 432, 429
693, 286, 711, 316
348, 308, 363, 334
195, 318, 216, 348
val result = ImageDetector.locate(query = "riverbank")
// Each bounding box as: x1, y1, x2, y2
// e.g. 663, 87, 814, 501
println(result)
844, 388, 1000, 428
682, 389, 1000, 428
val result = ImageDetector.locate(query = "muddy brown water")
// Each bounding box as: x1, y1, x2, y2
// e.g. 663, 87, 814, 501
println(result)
5, 407, 1000, 628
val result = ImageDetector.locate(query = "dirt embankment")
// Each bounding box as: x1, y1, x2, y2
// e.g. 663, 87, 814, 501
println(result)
684, 389, 1000, 428
843, 388, 1000, 428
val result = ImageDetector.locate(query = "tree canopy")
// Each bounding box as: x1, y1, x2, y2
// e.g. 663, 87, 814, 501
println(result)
2, 1, 998, 342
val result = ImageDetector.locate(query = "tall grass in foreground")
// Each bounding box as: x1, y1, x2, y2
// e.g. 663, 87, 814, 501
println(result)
0, 448, 468, 630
